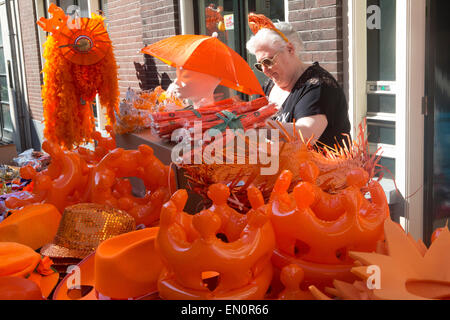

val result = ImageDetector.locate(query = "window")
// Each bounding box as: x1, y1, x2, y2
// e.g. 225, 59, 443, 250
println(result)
366, 0, 397, 179
0, 4, 14, 143
193, 0, 285, 99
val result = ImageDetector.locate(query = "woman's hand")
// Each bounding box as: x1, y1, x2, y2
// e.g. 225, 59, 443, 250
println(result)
266, 115, 328, 144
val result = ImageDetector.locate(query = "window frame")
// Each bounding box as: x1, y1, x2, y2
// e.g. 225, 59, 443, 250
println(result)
347, 0, 426, 240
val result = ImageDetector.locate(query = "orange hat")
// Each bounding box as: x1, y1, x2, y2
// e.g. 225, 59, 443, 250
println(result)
53, 227, 163, 300
0, 204, 61, 250
0, 277, 43, 300
0, 242, 59, 298
40, 203, 135, 259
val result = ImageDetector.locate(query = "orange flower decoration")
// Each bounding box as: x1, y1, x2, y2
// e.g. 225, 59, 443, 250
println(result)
36, 256, 55, 276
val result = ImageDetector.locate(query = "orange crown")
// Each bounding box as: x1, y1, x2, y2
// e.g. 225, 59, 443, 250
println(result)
156, 185, 276, 300
248, 13, 290, 43
269, 162, 389, 266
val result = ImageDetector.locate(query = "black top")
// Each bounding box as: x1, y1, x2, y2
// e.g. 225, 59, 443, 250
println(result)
264, 62, 351, 148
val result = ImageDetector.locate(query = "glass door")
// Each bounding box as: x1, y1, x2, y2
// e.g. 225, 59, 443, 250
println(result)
365, 0, 397, 203
424, 0, 450, 244
0, 2, 14, 143
194, 0, 285, 99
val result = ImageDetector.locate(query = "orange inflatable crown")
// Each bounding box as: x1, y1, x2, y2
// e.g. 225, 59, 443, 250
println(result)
156, 184, 276, 300
269, 161, 389, 290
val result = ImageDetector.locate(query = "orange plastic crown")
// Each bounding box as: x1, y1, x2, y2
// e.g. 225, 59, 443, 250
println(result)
156, 184, 276, 300
269, 162, 389, 290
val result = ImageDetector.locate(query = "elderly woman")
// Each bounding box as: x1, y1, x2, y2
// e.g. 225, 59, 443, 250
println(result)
247, 21, 350, 148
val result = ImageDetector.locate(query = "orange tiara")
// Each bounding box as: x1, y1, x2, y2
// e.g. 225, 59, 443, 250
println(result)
248, 13, 289, 43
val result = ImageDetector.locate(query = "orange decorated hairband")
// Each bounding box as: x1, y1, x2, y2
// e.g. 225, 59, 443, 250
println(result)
248, 13, 290, 43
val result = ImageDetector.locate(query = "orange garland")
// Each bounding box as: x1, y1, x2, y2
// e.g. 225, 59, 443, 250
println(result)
39, 7, 119, 150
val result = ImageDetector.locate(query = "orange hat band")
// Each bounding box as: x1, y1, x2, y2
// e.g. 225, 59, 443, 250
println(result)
273, 29, 290, 43
248, 13, 290, 43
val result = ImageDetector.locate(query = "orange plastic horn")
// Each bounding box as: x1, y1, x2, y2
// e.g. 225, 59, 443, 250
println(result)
156, 186, 276, 300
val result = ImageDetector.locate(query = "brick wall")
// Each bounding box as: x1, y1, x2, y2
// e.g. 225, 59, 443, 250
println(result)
18, 1, 44, 121
288, 0, 344, 85
107, 0, 180, 96
139, 0, 180, 90
107, 0, 146, 96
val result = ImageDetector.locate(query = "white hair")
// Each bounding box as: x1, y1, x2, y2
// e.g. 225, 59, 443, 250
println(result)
246, 21, 303, 57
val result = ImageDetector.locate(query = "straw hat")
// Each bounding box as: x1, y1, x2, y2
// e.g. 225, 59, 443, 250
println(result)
40, 203, 135, 259
0, 242, 59, 298
0, 277, 44, 300
0, 203, 61, 250
53, 227, 163, 300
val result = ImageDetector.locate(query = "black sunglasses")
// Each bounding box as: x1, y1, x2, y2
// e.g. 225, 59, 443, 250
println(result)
254, 52, 281, 72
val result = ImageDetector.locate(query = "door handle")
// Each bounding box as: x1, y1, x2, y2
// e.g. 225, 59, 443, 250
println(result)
7, 60, 13, 88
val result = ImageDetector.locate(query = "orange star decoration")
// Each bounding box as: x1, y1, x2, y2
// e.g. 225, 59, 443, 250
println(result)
37, 4, 119, 150
309, 219, 450, 300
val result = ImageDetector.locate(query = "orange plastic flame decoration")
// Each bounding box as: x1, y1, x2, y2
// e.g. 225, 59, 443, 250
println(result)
269, 161, 389, 290
156, 184, 276, 300
36, 4, 68, 34
310, 219, 450, 300
248, 13, 289, 43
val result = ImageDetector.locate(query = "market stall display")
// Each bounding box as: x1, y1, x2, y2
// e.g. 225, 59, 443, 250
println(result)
149, 96, 274, 141
180, 120, 381, 212
1, 7, 449, 303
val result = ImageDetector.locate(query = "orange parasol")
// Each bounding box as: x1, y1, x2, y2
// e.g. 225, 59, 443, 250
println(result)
141, 35, 265, 96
